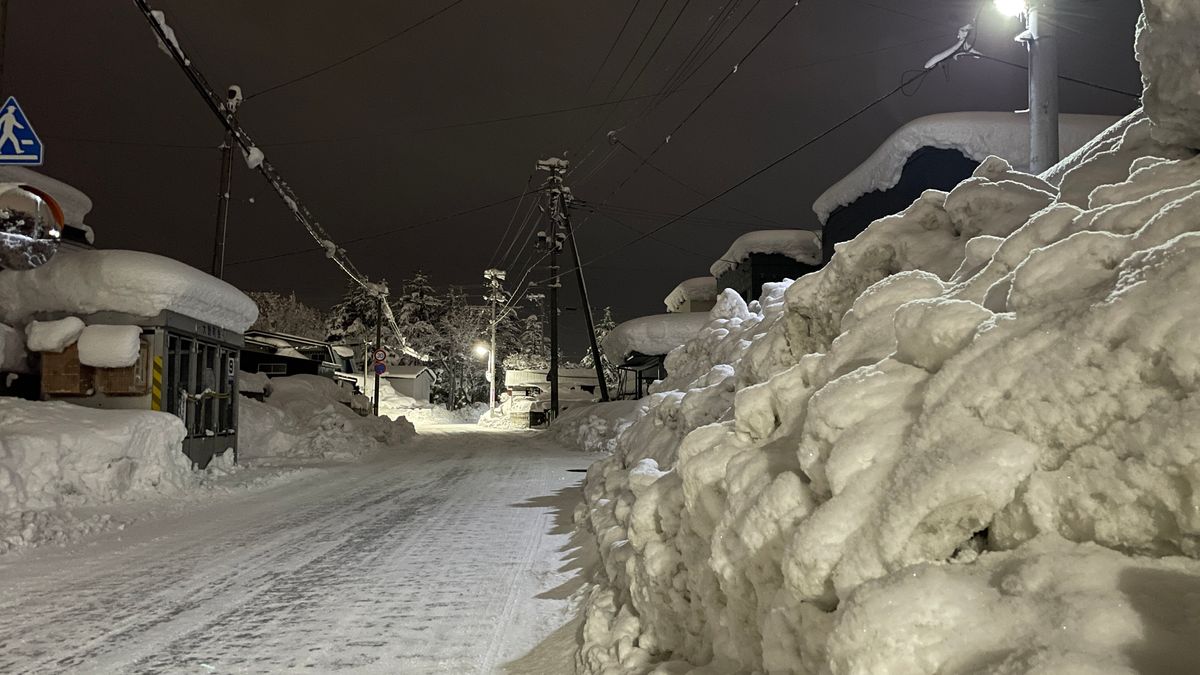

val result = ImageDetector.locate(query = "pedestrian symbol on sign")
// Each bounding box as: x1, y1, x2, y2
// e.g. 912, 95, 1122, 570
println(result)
0, 97, 43, 166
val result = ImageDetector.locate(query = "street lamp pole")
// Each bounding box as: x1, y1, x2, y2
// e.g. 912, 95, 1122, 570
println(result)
1026, 0, 1059, 173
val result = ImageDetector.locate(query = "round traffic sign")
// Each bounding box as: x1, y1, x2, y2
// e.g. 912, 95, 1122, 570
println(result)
374, 363, 387, 375
372, 348, 387, 363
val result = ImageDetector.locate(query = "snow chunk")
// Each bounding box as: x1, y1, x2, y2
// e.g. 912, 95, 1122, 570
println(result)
664, 277, 719, 312
813, 112, 1120, 224
603, 313, 711, 363
0, 249, 258, 333
237, 370, 272, 396
709, 229, 822, 277
24, 316, 85, 353
149, 10, 189, 65
242, 145, 265, 170
77, 325, 141, 368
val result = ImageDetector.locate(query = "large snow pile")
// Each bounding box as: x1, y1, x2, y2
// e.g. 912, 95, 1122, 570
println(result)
709, 229, 822, 277
0, 398, 194, 552
567, 106, 1200, 673
664, 277, 718, 313
812, 112, 1120, 224
239, 374, 415, 462
603, 313, 711, 364
0, 249, 258, 333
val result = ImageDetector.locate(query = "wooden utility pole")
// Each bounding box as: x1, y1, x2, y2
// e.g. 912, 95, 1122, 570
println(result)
560, 198, 610, 402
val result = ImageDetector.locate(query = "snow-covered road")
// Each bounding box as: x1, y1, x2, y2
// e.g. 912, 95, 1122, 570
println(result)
0, 426, 588, 674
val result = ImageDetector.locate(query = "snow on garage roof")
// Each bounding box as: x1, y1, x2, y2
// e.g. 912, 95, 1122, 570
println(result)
709, 230, 822, 278
664, 277, 719, 312
603, 313, 711, 363
0, 249, 258, 333
811, 112, 1120, 225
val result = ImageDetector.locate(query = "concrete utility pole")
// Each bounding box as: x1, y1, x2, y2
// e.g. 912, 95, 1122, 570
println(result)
373, 295, 382, 417
998, 0, 1059, 172
1025, 0, 1058, 173
211, 85, 242, 279
534, 159, 568, 421
483, 268, 506, 415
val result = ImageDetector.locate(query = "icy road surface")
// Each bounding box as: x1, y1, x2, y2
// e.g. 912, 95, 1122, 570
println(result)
0, 426, 587, 674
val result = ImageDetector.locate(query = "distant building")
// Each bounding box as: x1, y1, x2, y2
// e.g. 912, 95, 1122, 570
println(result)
710, 230, 822, 303
664, 277, 718, 313
383, 365, 435, 403
812, 112, 1119, 262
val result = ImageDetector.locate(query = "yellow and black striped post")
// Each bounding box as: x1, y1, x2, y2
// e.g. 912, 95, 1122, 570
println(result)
151, 356, 163, 411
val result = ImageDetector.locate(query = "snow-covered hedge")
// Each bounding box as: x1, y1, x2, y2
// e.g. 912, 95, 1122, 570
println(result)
568, 109, 1200, 673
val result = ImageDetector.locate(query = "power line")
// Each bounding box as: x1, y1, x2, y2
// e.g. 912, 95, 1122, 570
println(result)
246, 0, 468, 101
536, 67, 934, 286
42, 135, 215, 150
585, 0, 646, 92
976, 53, 1139, 98
488, 172, 537, 268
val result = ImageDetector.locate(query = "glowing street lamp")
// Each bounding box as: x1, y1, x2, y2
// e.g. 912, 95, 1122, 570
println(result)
473, 343, 490, 358
995, 0, 1058, 173
994, 0, 1027, 18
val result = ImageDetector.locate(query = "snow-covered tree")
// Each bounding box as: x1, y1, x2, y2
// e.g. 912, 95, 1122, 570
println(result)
392, 272, 443, 360
578, 306, 619, 390
246, 291, 327, 339
429, 288, 489, 409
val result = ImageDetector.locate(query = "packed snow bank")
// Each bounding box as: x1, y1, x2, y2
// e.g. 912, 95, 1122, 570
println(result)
664, 277, 718, 312
239, 374, 414, 462
709, 229, 822, 277
352, 372, 485, 425
1137, 0, 1200, 148
0, 249, 258, 333
603, 313, 711, 363
76, 324, 141, 368
551, 400, 647, 453
812, 112, 1120, 224
568, 108, 1200, 674
0, 398, 193, 552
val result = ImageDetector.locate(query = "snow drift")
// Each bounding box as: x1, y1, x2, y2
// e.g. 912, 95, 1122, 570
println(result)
0, 398, 194, 552
565, 100, 1200, 674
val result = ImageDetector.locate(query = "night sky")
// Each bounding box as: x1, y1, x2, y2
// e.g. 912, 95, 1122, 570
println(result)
10, 0, 1140, 356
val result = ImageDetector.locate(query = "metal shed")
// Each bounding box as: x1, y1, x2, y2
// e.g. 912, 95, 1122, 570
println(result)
384, 365, 435, 403
39, 309, 242, 468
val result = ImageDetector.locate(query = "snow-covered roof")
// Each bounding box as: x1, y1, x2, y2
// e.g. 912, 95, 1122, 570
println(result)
505, 368, 598, 389
664, 277, 719, 312
0, 167, 92, 227
385, 365, 435, 380
0, 249, 258, 333
709, 230, 822, 278
811, 112, 1121, 224
603, 313, 711, 362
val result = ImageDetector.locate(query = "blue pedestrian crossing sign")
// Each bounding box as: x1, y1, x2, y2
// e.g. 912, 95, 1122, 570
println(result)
0, 97, 43, 165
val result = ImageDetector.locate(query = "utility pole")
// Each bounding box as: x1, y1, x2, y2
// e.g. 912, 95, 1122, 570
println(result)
483, 268, 506, 415
1025, 0, 1058, 173
535, 160, 568, 420
211, 84, 242, 279
373, 295, 382, 417
550, 173, 610, 403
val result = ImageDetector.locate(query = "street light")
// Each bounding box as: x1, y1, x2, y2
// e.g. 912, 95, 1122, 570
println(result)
474, 343, 497, 415
474, 343, 489, 358
994, 0, 1027, 18
995, 0, 1058, 173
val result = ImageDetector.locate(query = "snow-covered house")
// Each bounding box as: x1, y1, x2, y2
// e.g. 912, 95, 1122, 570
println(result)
664, 277, 719, 313
603, 313, 710, 399
710, 230, 822, 303
813, 112, 1119, 261
0, 248, 257, 468
383, 365, 435, 403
